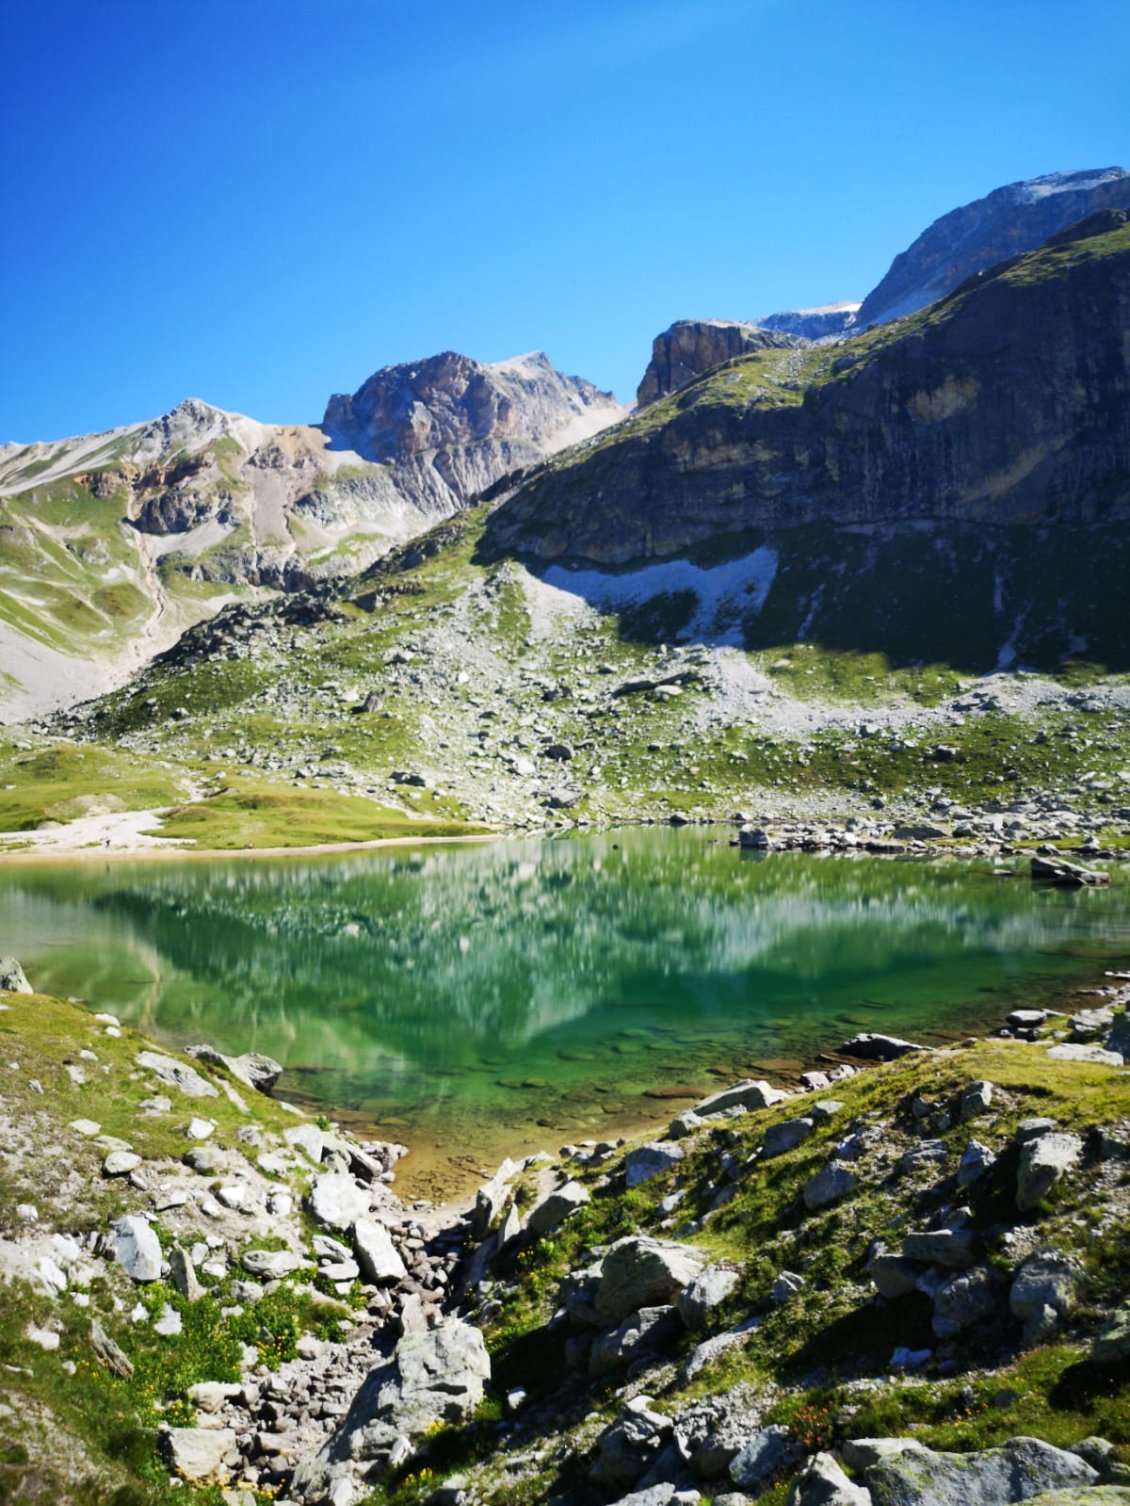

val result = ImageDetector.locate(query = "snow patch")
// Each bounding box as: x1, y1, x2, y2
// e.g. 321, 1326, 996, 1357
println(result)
541, 546, 779, 644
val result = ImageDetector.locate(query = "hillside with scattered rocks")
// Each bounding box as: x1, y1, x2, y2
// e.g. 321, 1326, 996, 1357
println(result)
1, 955, 1128, 1505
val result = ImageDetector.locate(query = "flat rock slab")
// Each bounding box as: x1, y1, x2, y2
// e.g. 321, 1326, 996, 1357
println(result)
136, 1051, 218, 1099
693, 1079, 787, 1117
861, 1435, 1096, 1506
162, 1426, 236, 1484
1046, 1042, 1124, 1067
307, 1173, 370, 1232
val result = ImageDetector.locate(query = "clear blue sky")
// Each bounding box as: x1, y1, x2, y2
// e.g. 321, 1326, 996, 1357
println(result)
2, 0, 1127, 442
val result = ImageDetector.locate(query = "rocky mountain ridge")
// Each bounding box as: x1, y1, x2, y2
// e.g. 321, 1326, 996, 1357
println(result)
0, 353, 624, 720
488, 215, 1130, 567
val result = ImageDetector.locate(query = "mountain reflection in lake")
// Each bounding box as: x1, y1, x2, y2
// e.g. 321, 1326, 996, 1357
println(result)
2, 830, 1126, 1189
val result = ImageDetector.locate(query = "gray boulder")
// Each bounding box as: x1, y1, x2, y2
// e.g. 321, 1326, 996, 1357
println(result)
839, 1033, 925, 1060
1016, 1133, 1083, 1212
869, 1245, 920, 1299
242, 1247, 306, 1278
187, 1043, 283, 1094
169, 1245, 204, 1302
1010, 1250, 1079, 1343
902, 1228, 978, 1268
788, 1452, 872, 1505
729, 1425, 802, 1491
804, 1162, 859, 1211
693, 1079, 787, 1117
307, 1172, 370, 1231
0, 957, 33, 993
589, 1305, 681, 1377
1106, 1011, 1130, 1061
161, 1425, 236, 1484
931, 1267, 996, 1338
1046, 1042, 1124, 1067
958, 1139, 996, 1187
762, 1118, 815, 1159
625, 1141, 686, 1187
108, 1214, 163, 1282
1093, 1301, 1130, 1363
595, 1237, 708, 1325
677, 1265, 740, 1331
135, 1050, 218, 1099
526, 1179, 590, 1235
861, 1435, 1096, 1505
959, 1080, 994, 1119
352, 1219, 407, 1284
591, 1396, 673, 1489
291, 1318, 489, 1499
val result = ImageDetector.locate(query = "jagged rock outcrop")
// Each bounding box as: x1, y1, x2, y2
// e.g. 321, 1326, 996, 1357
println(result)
856, 166, 1130, 327
324, 349, 620, 462
636, 320, 799, 408
488, 216, 1130, 567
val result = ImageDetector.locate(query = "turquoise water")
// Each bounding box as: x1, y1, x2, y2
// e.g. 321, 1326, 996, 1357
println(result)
1, 831, 1127, 1190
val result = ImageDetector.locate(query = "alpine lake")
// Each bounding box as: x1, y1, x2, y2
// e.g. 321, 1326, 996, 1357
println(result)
3, 828, 1128, 1198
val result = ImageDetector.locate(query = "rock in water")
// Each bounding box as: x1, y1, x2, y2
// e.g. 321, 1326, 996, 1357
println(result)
1030, 854, 1110, 888
840, 1033, 925, 1060
0, 957, 33, 993
290, 1318, 489, 1501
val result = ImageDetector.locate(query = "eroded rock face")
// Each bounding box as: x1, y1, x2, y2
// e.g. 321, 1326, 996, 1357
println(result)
325, 349, 621, 464
487, 218, 1130, 568
636, 321, 798, 408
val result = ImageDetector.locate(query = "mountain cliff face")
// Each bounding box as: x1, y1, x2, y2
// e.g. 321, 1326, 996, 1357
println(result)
487, 215, 1130, 567
0, 353, 624, 719
636, 320, 799, 408
856, 166, 1130, 327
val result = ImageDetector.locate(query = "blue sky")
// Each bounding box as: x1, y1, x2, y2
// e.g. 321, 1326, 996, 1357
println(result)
2, 0, 1127, 441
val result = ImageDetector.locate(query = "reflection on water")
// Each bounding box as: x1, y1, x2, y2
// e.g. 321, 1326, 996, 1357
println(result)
1, 831, 1127, 1182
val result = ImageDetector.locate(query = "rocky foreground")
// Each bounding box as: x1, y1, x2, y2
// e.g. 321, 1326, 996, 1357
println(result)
0, 954, 1129, 1506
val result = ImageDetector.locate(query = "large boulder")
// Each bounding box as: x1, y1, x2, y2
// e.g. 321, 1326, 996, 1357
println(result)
788, 1452, 872, 1506
307, 1173, 370, 1231
107, 1215, 163, 1283
589, 1305, 681, 1378
352, 1219, 407, 1284
161, 1426, 236, 1484
677, 1265, 741, 1331
729, 1425, 803, 1491
187, 1043, 283, 1094
692, 1079, 787, 1118
931, 1267, 996, 1339
1010, 1250, 1079, 1342
804, 1162, 859, 1211
526, 1179, 591, 1235
291, 1318, 489, 1501
861, 1435, 1096, 1505
0, 957, 33, 993
625, 1142, 686, 1187
1016, 1133, 1083, 1212
590, 1396, 673, 1489
595, 1237, 709, 1325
